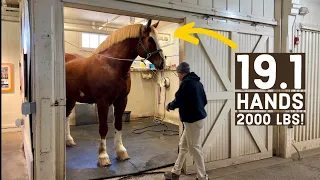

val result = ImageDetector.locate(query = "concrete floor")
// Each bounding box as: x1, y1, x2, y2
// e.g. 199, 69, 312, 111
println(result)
3, 131, 320, 180
108, 149, 320, 180
2, 131, 28, 180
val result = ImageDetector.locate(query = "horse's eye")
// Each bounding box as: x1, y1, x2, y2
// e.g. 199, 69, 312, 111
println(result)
148, 37, 153, 42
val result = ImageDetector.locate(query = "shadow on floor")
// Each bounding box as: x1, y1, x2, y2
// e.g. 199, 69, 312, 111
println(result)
2, 131, 28, 180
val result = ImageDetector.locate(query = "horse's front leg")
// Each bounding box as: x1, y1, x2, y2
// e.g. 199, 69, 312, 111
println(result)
113, 97, 130, 161
66, 117, 76, 146
97, 100, 112, 167
66, 100, 76, 147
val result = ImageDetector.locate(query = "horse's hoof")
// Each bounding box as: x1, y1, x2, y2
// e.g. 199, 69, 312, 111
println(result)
97, 157, 112, 167
116, 151, 130, 161
66, 140, 76, 147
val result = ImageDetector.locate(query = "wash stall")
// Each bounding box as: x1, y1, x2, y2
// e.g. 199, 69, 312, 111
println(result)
63, 7, 181, 179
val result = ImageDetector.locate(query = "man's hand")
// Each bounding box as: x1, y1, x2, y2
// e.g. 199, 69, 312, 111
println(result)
166, 104, 170, 112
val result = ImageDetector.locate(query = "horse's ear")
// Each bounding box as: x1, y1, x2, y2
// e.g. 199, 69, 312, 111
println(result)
145, 19, 152, 33
152, 20, 160, 28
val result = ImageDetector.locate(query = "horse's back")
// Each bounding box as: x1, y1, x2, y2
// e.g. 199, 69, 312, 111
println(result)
65, 53, 85, 63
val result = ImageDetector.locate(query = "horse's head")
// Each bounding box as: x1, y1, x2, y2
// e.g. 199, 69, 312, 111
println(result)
136, 19, 166, 70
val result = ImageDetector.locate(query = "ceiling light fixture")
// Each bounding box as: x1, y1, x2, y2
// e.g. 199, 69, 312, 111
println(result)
299, 7, 310, 16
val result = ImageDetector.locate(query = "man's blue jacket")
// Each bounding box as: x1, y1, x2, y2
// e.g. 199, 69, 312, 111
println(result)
168, 72, 207, 123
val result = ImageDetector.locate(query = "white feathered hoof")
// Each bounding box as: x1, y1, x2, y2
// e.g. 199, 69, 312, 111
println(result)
97, 157, 112, 167
116, 151, 130, 161
66, 139, 76, 147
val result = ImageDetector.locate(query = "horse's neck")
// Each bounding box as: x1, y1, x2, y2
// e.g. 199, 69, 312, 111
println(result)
99, 38, 138, 74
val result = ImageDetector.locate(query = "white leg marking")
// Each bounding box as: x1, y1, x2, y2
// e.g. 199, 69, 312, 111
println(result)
98, 139, 112, 166
66, 117, 73, 141
99, 139, 109, 158
66, 117, 76, 146
114, 130, 130, 160
114, 130, 127, 152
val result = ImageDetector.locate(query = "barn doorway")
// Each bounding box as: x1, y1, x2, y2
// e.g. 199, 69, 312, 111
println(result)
63, 7, 183, 179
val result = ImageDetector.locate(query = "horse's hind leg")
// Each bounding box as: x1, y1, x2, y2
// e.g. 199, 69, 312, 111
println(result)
113, 97, 130, 161
97, 99, 112, 167
66, 100, 76, 147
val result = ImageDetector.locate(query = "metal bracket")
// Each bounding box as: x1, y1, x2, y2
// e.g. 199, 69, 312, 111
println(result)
51, 99, 66, 107
22, 102, 36, 115
15, 118, 24, 127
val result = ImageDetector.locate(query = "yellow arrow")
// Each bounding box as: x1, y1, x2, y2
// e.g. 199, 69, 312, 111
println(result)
174, 22, 238, 50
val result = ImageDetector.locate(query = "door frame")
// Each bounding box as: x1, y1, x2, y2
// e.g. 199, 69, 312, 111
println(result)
31, 0, 186, 179
29, 0, 66, 179
19, 0, 34, 179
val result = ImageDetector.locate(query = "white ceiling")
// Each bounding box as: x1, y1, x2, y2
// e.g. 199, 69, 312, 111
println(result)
63, 7, 173, 29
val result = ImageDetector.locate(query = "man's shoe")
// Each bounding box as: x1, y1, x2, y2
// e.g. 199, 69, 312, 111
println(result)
198, 175, 209, 180
164, 171, 180, 180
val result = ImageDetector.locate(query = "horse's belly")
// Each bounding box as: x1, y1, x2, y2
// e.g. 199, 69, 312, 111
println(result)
77, 98, 96, 104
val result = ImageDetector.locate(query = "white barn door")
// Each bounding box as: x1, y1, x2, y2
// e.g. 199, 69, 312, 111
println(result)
184, 17, 274, 173
292, 28, 320, 151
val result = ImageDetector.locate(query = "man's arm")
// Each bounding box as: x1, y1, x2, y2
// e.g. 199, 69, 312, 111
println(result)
168, 82, 188, 110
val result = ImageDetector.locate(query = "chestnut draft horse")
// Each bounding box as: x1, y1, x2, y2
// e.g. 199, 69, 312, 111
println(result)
64, 19, 165, 167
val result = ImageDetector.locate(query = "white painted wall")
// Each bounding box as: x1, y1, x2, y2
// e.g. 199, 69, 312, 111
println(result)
158, 22, 180, 67
125, 70, 156, 118
154, 22, 181, 125
297, 0, 320, 26
1, 20, 23, 130
155, 70, 180, 125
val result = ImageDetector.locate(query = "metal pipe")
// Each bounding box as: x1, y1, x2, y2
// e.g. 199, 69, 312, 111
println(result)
64, 25, 113, 35
63, 23, 118, 31
99, 15, 121, 30
64, 23, 171, 42
64, 19, 122, 29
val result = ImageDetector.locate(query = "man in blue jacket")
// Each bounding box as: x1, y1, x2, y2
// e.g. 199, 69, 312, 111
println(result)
164, 62, 208, 180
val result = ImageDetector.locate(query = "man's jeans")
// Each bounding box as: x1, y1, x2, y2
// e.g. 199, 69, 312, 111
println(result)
171, 120, 208, 180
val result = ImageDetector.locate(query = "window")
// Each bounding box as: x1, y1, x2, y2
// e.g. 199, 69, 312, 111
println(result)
81, 33, 108, 49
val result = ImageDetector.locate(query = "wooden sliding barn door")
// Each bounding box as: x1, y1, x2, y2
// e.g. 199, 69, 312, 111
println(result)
184, 16, 274, 174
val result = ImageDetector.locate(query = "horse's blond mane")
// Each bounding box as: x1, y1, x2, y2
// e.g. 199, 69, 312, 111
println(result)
91, 24, 143, 56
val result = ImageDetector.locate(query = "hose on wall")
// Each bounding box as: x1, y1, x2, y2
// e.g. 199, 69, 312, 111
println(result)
132, 72, 179, 136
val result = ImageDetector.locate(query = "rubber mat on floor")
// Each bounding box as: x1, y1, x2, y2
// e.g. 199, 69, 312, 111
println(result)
66, 119, 179, 180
